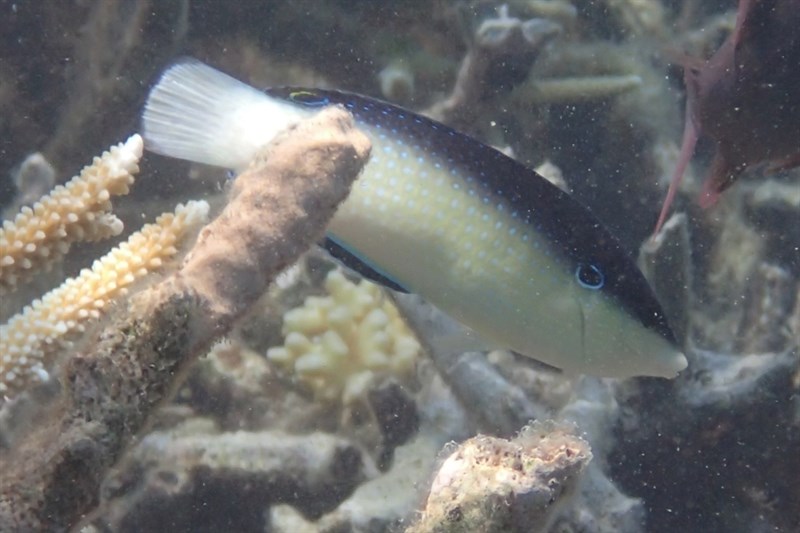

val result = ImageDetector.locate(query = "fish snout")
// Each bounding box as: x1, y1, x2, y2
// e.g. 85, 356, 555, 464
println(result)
574, 290, 687, 379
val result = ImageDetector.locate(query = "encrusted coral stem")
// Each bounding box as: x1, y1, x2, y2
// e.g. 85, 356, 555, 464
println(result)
0, 108, 371, 532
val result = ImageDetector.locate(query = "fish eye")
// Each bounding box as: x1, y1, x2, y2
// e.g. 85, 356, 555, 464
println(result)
576, 263, 604, 290
289, 91, 330, 106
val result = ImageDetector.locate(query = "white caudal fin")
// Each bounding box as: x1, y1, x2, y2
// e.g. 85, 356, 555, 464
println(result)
142, 59, 304, 171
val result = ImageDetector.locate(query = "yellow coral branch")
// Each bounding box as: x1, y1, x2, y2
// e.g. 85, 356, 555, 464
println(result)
0, 134, 143, 294
0, 200, 209, 400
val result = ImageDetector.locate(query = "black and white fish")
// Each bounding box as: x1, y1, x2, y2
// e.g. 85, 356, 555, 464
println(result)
142, 60, 687, 379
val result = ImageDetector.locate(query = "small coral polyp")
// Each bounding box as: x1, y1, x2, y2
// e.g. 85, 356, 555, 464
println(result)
267, 269, 419, 405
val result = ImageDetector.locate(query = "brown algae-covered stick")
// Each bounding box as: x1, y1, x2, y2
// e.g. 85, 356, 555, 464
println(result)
0, 107, 371, 532
176, 107, 371, 334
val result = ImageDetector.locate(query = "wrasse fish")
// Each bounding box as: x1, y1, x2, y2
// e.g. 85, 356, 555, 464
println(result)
654, 0, 800, 234
142, 60, 687, 379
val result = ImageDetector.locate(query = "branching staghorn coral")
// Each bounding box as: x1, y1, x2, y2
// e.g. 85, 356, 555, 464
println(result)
0, 134, 142, 294
267, 269, 420, 406
0, 107, 371, 532
0, 200, 210, 401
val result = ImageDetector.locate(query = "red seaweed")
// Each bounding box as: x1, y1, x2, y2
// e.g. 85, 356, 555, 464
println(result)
654, 0, 800, 235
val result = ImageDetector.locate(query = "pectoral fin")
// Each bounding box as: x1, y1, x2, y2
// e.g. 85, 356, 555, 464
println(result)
322, 235, 410, 293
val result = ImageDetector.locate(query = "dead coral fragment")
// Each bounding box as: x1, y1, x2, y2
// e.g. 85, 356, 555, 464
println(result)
604, 0, 666, 37
0, 135, 142, 294
267, 269, 420, 405
515, 74, 642, 105
100, 427, 368, 531
3, 152, 56, 218
425, 5, 561, 126
409, 421, 592, 533
0, 200, 209, 400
